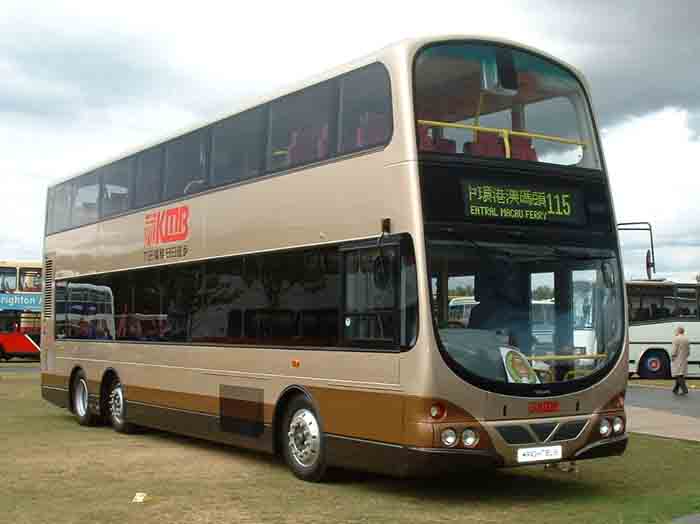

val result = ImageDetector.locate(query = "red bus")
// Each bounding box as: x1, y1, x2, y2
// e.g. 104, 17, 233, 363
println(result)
0, 261, 42, 360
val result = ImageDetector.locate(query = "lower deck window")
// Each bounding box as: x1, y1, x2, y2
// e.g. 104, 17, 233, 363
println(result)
54, 237, 417, 350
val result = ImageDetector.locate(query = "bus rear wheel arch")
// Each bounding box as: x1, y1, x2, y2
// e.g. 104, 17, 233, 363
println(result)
639, 350, 671, 379
100, 370, 136, 434
70, 368, 99, 426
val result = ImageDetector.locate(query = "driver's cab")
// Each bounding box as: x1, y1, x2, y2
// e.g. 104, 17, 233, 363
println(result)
430, 245, 605, 384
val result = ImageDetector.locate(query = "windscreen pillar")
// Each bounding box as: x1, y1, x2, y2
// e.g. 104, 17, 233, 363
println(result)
554, 270, 574, 381
436, 259, 450, 326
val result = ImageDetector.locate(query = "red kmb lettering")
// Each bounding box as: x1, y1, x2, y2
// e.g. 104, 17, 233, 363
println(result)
144, 205, 190, 247
528, 401, 560, 414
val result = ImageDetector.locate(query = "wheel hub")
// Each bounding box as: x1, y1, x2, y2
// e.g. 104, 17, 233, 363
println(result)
287, 409, 320, 468
74, 378, 88, 417
110, 384, 124, 425
648, 358, 661, 372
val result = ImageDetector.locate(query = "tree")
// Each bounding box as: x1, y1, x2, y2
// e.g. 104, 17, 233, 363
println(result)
532, 285, 554, 301
449, 285, 474, 297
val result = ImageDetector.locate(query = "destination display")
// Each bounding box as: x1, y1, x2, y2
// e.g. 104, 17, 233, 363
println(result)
0, 292, 42, 312
462, 179, 585, 226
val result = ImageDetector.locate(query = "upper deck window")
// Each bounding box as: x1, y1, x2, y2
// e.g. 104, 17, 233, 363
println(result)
19, 268, 42, 292
164, 130, 208, 200
100, 158, 132, 218
339, 63, 392, 154
71, 173, 99, 227
268, 80, 334, 171
0, 267, 17, 292
134, 147, 163, 209
46, 62, 393, 236
414, 43, 601, 169
47, 183, 72, 234
211, 107, 265, 186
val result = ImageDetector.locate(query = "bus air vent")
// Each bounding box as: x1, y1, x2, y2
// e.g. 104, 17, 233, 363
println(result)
496, 425, 534, 445
530, 422, 557, 442
551, 420, 587, 441
43, 257, 54, 320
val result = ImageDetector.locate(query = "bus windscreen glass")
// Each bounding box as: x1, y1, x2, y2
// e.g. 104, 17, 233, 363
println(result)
414, 42, 601, 169
429, 238, 624, 394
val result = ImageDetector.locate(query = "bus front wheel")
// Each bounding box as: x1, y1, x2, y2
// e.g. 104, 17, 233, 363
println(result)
639, 350, 670, 379
282, 396, 327, 482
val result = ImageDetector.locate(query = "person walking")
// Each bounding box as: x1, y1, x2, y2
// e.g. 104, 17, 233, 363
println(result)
671, 326, 690, 396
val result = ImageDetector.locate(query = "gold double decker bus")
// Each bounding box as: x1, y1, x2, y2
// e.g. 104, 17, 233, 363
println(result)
41, 36, 627, 481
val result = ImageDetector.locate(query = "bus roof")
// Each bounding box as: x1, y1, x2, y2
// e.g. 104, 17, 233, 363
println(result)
47, 35, 588, 190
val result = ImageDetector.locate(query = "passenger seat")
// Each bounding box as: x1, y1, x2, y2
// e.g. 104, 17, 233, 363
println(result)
471, 132, 505, 158
510, 136, 538, 161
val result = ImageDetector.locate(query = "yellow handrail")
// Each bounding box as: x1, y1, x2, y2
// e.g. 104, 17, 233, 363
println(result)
417, 119, 588, 159
527, 354, 608, 362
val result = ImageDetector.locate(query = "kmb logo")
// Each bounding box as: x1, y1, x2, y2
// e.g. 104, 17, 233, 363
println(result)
528, 400, 560, 414
144, 205, 190, 247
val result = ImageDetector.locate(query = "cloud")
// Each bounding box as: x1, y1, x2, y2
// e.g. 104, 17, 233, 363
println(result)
2, 0, 700, 269
528, 1, 700, 127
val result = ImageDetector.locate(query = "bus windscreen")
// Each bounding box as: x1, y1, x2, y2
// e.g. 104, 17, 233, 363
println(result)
414, 42, 601, 170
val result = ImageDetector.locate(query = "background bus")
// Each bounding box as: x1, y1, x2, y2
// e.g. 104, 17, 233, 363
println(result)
41, 36, 627, 480
627, 279, 700, 378
0, 260, 42, 360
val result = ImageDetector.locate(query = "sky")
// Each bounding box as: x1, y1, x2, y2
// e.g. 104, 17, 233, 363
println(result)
3, 1, 700, 282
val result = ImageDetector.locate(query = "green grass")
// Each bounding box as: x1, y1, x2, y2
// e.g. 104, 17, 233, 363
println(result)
0, 360, 39, 367
2, 373, 700, 524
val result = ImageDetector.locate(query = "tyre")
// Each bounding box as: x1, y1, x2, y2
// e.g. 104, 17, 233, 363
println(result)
639, 350, 671, 379
282, 395, 327, 482
106, 378, 136, 434
71, 370, 98, 426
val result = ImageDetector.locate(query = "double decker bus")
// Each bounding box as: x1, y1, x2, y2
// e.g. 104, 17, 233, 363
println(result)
627, 279, 700, 378
0, 260, 42, 360
41, 36, 627, 481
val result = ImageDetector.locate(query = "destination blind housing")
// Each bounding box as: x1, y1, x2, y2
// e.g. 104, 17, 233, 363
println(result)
462, 179, 585, 226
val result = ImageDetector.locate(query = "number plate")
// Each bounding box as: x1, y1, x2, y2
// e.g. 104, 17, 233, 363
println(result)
517, 445, 563, 463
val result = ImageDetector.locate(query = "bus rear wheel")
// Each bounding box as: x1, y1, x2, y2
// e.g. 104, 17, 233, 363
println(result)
639, 350, 670, 379
107, 379, 136, 434
72, 370, 98, 426
282, 396, 327, 482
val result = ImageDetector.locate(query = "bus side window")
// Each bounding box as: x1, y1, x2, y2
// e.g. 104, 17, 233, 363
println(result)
268, 80, 334, 171
211, 107, 265, 187
343, 247, 397, 345
71, 173, 99, 227
339, 63, 392, 154
163, 130, 208, 200
100, 158, 132, 218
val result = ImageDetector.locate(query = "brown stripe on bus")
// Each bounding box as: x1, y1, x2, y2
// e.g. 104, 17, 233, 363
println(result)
120, 382, 491, 449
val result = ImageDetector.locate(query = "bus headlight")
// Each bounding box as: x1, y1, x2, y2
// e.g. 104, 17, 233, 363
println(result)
462, 428, 479, 448
441, 428, 458, 447
599, 418, 612, 437
612, 416, 624, 435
